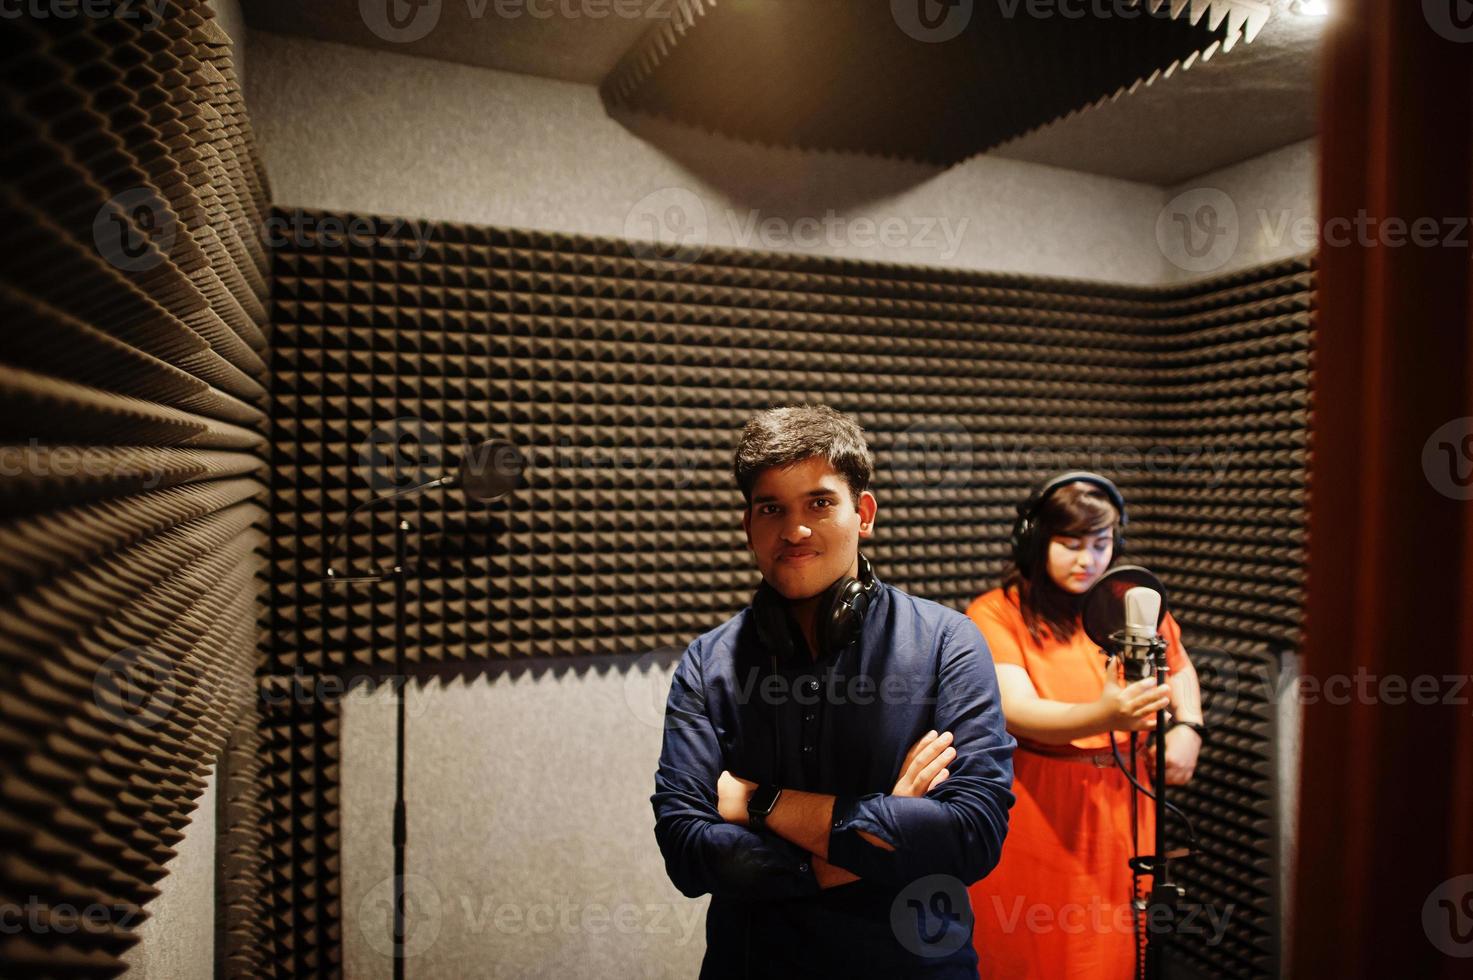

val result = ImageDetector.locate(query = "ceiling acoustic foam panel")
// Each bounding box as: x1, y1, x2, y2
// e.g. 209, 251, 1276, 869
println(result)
601, 0, 1273, 165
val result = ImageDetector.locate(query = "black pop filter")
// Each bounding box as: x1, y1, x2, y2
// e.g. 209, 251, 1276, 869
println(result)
1081, 564, 1169, 650
456, 439, 526, 501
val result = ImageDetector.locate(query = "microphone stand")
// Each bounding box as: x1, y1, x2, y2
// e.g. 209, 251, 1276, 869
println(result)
325, 496, 424, 979
391, 520, 408, 980
321, 439, 519, 974
1107, 629, 1185, 980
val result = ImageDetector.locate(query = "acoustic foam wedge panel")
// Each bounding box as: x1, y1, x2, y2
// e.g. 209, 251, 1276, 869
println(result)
267, 209, 1310, 977
601, 0, 1272, 165
267, 210, 1311, 669
0, 2, 272, 976
215, 709, 273, 979
1166, 643, 1282, 980
252, 675, 344, 978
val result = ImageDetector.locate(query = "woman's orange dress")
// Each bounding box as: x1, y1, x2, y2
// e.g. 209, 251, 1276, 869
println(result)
965, 587, 1189, 980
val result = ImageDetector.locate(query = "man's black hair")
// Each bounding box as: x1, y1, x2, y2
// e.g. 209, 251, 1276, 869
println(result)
733, 404, 875, 505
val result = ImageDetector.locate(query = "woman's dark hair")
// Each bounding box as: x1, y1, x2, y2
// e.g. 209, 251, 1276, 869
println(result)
733, 405, 875, 506
1003, 481, 1121, 644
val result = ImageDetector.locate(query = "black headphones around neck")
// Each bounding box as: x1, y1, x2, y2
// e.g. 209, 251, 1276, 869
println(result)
1009, 471, 1128, 573
752, 554, 880, 661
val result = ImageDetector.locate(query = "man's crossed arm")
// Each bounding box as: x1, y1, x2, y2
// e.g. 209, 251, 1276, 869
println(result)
652, 619, 1014, 900
714, 730, 957, 888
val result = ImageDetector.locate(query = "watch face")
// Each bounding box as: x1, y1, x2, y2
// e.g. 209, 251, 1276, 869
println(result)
749, 785, 781, 815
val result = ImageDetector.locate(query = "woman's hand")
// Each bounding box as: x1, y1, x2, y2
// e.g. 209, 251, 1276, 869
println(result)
892, 730, 954, 797
1147, 725, 1202, 785
1099, 656, 1172, 732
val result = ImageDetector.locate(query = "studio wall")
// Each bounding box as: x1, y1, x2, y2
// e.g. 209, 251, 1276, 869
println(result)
263, 209, 1312, 978
0, 1, 273, 976
1163, 139, 1319, 284
231, 23, 1320, 980
0, 6, 1321, 977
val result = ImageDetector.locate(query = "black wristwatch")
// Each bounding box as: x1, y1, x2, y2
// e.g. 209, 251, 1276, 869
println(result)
1169, 719, 1208, 743
747, 784, 783, 832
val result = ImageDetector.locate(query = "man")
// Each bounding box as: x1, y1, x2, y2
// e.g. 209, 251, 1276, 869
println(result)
651, 405, 1016, 978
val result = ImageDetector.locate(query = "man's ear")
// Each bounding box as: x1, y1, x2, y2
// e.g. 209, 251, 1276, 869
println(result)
856, 490, 878, 539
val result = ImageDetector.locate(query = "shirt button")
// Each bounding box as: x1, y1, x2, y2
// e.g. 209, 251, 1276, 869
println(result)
805, 680, 819, 693
804, 713, 815, 723
798, 862, 810, 874
803, 745, 814, 754
832, 818, 843, 829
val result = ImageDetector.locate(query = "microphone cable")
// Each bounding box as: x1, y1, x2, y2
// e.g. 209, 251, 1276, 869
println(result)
1109, 732, 1200, 852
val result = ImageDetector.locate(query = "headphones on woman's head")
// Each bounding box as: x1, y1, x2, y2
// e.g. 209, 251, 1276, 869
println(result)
753, 554, 880, 660
1009, 471, 1127, 573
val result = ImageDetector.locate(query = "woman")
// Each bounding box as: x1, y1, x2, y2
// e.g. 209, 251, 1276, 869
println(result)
967, 473, 1205, 980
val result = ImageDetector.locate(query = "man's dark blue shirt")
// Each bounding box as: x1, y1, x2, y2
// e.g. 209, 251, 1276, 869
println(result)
652, 580, 1016, 978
